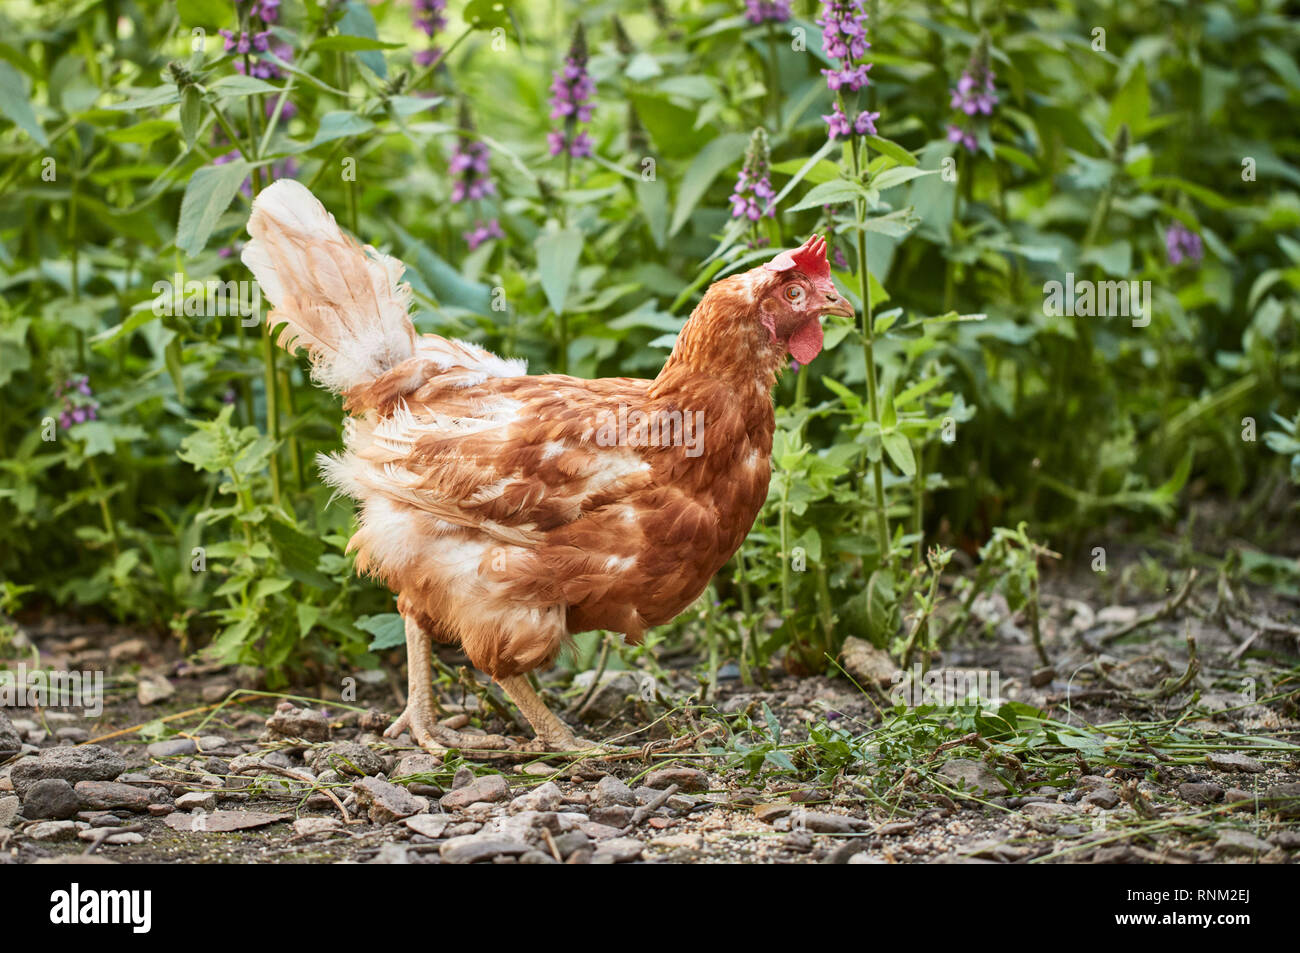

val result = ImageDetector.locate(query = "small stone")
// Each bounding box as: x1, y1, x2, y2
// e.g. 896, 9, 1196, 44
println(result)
1206, 752, 1264, 774
644, 767, 709, 793
589, 805, 634, 828
646, 832, 703, 852
0, 796, 19, 827
1178, 782, 1225, 804
293, 817, 342, 837
55, 727, 89, 744
520, 849, 558, 864
510, 781, 562, 814
22, 779, 81, 820
147, 804, 174, 817
839, 636, 901, 688
73, 781, 154, 813
10, 745, 126, 796
201, 681, 234, 704
1215, 829, 1272, 855
405, 814, 454, 839
77, 829, 144, 845
1022, 801, 1075, 818
146, 738, 197, 759
1030, 666, 1055, 687
368, 843, 412, 864
163, 810, 288, 832
309, 742, 384, 778
937, 758, 1008, 797
1082, 788, 1120, 810
754, 803, 794, 823
592, 836, 643, 864
0, 711, 22, 759
395, 753, 443, 778
593, 775, 636, 808
1223, 788, 1253, 810
109, 638, 150, 662
353, 777, 429, 824
1261, 783, 1300, 817
146, 738, 196, 759
136, 673, 175, 706
451, 766, 475, 789
356, 708, 387, 732
264, 704, 331, 742
796, 811, 858, 834
175, 791, 218, 812
440, 834, 532, 864
27, 820, 78, 841
1269, 831, 1300, 850
551, 831, 591, 858
440, 774, 509, 811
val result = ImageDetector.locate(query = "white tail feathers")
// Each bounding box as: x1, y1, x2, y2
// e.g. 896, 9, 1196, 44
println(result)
242, 179, 416, 394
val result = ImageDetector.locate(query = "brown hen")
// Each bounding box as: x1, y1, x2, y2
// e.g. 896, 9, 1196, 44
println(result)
242, 180, 851, 752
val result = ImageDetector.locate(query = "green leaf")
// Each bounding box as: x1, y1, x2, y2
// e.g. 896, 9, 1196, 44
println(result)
296, 603, 322, 639
310, 35, 405, 52
871, 166, 937, 192
105, 85, 181, 112
357, 613, 406, 651
535, 227, 583, 315
176, 160, 249, 256
865, 135, 916, 167
306, 110, 375, 149
636, 176, 669, 249
177, 0, 230, 26
207, 75, 280, 99
179, 86, 202, 147
465, 0, 513, 31
0, 61, 47, 145
771, 157, 840, 184
337, 1, 387, 78
1108, 61, 1149, 138
787, 178, 864, 212
881, 432, 916, 476
669, 132, 749, 235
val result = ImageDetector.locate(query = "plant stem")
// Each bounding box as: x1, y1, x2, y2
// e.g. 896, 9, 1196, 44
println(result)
86, 457, 120, 556
849, 134, 890, 565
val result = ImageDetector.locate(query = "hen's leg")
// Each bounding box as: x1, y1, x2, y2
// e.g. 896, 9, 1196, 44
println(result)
384, 615, 444, 753
496, 674, 588, 752
385, 615, 512, 754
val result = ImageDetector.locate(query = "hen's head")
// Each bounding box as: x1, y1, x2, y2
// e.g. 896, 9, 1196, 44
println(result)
751, 235, 853, 366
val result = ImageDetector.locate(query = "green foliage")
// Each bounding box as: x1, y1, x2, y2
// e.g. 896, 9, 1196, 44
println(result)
0, 0, 1295, 676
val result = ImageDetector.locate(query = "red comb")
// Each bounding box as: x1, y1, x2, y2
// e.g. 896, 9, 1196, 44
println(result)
764, 234, 831, 280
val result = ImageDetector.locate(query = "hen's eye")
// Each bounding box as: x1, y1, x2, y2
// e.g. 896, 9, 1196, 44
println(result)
785, 285, 805, 302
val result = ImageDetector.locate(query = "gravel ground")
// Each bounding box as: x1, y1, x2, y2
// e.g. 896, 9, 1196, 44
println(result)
2, 572, 1298, 865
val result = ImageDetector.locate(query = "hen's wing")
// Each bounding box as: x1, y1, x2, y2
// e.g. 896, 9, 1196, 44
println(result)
323, 338, 657, 550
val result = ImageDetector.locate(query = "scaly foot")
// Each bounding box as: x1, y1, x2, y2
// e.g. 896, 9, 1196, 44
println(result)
384, 706, 515, 755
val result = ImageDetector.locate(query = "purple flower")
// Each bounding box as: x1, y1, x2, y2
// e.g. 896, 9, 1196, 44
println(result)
744, 0, 792, 24
464, 219, 504, 250
254, 0, 280, 23
1165, 222, 1204, 266
412, 0, 446, 67
731, 129, 777, 222
947, 36, 997, 154
946, 123, 976, 153
549, 25, 596, 159
55, 375, 99, 429
449, 137, 495, 203
817, 0, 876, 142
